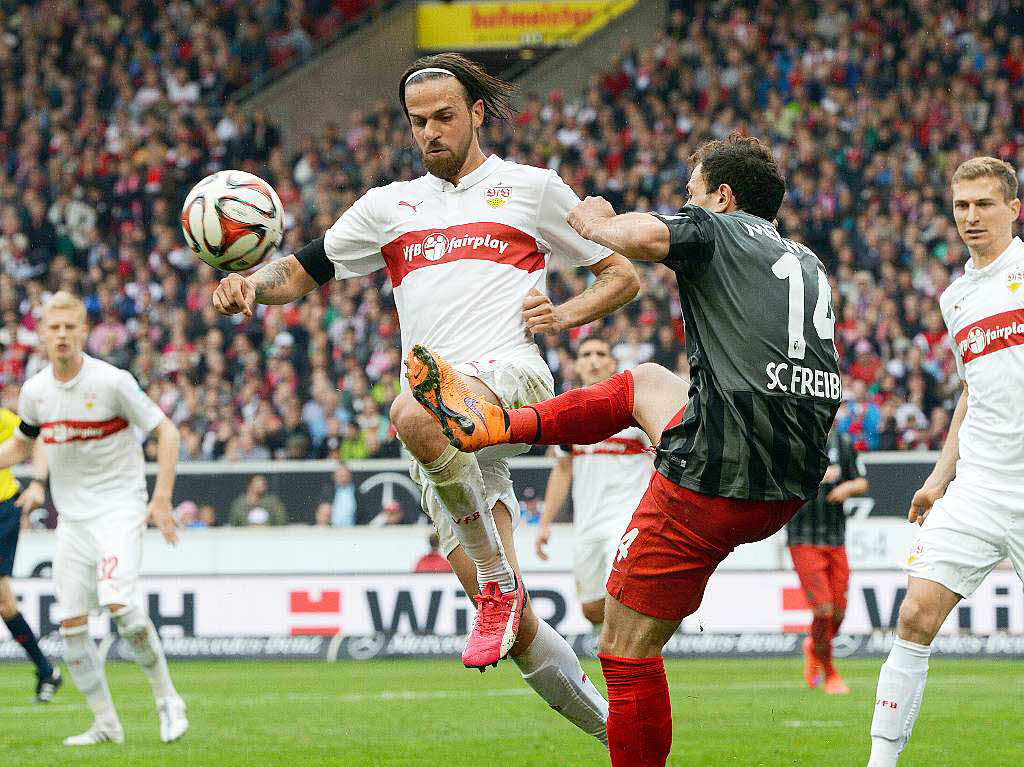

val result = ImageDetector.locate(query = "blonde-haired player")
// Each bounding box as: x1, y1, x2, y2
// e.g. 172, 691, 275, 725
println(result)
868, 157, 1024, 765
0, 291, 187, 745
537, 336, 654, 630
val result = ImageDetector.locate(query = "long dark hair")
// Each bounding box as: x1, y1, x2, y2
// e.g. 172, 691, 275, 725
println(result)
399, 53, 517, 122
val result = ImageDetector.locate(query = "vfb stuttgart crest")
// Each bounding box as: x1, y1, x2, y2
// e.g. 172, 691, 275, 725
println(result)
1006, 269, 1024, 293
485, 186, 511, 208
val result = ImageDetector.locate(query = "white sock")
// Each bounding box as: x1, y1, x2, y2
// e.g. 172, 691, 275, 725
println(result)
868, 638, 931, 767
422, 446, 515, 591
111, 606, 177, 700
60, 624, 119, 724
512, 619, 608, 744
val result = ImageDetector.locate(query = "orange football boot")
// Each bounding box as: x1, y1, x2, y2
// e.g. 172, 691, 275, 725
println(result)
802, 636, 823, 689
823, 672, 850, 695
406, 345, 512, 452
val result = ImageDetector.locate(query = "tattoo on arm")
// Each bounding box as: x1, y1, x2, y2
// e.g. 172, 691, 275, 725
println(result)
252, 259, 296, 302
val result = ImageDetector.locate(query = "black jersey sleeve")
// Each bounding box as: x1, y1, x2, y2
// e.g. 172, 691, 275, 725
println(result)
650, 206, 716, 278
295, 236, 334, 286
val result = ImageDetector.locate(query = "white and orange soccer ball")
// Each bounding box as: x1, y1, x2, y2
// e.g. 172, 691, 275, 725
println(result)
180, 170, 284, 272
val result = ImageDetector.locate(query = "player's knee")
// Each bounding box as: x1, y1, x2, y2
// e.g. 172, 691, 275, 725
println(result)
897, 595, 940, 640
581, 600, 605, 626
0, 584, 16, 619
812, 602, 834, 619
390, 392, 438, 446
632, 363, 673, 394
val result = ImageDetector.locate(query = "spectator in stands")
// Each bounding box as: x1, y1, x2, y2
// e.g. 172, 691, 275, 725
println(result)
229, 475, 288, 526
367, 500, 404, 528
316, 464, 358, 527
414, 533, 452, 573
197, 504, 218, 528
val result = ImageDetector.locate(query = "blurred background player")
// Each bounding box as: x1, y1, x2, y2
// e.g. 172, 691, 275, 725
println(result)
537, 336, 654, 630
0, 291, 187, 746
212, 52, 639, 744
786, 419, 868, 695
0, 405, 62, 702
868, 158, 1024, 766
415, 532, 453, 573
407, 133, 841, 767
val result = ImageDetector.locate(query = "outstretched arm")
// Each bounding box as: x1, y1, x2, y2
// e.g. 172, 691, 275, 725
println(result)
212, 254, 319, 316
568, 196, 671, 262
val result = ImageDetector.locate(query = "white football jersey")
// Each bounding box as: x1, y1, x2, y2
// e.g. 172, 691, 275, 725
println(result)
16, 354, 164, 520
940, 236, 1024, 480
323, 155, 612, 369
557, 426, 655, 542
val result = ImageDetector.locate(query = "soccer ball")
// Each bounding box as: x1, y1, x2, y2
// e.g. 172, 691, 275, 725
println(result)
181, 170, 284, 272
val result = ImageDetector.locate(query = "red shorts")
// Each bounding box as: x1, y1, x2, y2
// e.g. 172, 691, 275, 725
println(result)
788, 544, 850, 612
605, 472, 804, 621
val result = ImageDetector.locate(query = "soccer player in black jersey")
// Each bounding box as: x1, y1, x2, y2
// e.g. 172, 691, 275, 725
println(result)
786, 421, 868, 695
407, 132, 841, 766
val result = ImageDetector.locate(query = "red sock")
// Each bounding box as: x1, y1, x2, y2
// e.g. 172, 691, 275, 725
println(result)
811, 614, 835, 676
507, 371, 637, 444
599, 653, 672, 767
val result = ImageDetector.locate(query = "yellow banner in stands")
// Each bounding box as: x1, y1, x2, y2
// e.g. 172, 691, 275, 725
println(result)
417, 0, 636, 50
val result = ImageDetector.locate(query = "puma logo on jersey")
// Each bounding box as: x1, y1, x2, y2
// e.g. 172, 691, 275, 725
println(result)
398, 200, 422, 213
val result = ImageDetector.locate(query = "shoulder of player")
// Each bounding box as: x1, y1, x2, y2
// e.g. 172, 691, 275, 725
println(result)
19, 366, 50, 395
367, 177, 432, 204
84, 356, 135, 388
493, 160, 558, 197
498, 159, 550, 181
938, 276, 969, 319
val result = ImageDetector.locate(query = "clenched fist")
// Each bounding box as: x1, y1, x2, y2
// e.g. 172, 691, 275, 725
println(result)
567, 195, 616, 240
212, 273, 256, 317
523, 288, 565, 336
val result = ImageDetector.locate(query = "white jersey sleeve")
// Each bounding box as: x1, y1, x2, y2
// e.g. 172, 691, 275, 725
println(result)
323, 188, 387, 279
114, 370, 165, 433
939, 298, 966, 381
536, 172, 613, 268
14, 381, 40, 440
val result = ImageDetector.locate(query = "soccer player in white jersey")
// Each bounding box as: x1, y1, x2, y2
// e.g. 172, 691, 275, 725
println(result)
213, 53, 638, 743
537, 336, 654, 630
0, 292, 187, 746
867, 157, 1024, 766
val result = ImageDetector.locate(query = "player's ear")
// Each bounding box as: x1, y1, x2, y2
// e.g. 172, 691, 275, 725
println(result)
716, 184, 734, 213
470, 99, 484, 130
1010, 197, 1022, 219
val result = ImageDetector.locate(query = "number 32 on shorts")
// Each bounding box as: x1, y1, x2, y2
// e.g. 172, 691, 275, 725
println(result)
98, 555, 119, 581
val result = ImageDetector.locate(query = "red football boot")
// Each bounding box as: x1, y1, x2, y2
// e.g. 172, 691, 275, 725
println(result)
463, 579, 525, 670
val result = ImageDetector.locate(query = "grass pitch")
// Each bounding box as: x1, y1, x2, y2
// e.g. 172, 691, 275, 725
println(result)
1, 656, 1018, 766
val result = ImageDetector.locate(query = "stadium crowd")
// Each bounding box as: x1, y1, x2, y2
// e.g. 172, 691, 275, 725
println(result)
4, 0, 1024, 480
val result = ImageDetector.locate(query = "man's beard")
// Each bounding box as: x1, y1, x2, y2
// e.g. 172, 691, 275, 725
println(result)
423, 144, 466, 181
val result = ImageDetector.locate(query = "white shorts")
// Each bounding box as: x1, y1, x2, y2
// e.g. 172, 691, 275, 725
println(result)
53, 509, 146, 621
411, 357, 555, 557
574, 535, 617, 604
905, 471, 1024, 598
